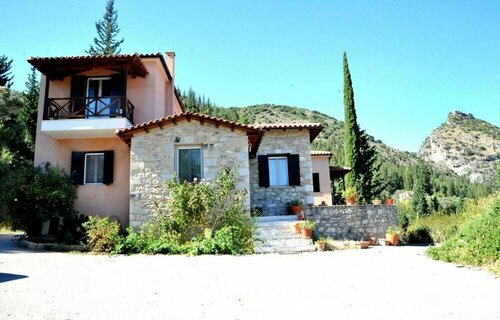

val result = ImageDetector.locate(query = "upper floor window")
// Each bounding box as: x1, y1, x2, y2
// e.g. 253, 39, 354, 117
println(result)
177, 147, 202, 182
87, 77, 112, 117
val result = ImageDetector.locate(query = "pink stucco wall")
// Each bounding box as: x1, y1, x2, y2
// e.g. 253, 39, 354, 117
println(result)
312, 155, 333, 205
34, 54, 178, 227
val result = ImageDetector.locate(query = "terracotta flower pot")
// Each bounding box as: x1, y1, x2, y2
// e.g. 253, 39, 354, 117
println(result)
385, 198, 394, 205
297, 214, 304, 221
369, 236, 378, 246
360, 241, 370, 249
345, 198, 356, 205
290, 205, 303, 214
301, 228, 313, 239
386, 233, 399, 246
292, 223, 301, 234
372, 199, 382, 205
315, 242, 326, 251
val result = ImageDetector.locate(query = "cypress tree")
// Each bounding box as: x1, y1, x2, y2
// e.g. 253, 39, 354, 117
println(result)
87, 0, 124, 55
343, 52, 362, 190
0, 55, 13, 88
358, 129, 378, 202
19, 67, 40, 153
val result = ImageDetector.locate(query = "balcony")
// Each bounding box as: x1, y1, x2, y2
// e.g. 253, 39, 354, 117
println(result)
41, 96, 135, 139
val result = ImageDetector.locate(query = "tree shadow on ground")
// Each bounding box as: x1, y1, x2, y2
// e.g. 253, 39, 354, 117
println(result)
0, 273, 28, 283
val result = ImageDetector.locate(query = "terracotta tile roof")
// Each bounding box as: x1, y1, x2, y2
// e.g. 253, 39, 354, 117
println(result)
28, 53, 173, 80
254, 123, 324, 142
116, 112, 262, 157
311, 150, 332, 156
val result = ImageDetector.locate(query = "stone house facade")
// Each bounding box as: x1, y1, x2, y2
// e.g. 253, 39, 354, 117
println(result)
117, 113, 329, 226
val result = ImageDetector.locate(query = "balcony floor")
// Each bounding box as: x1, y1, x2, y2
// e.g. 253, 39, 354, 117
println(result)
41, 117, 133, 139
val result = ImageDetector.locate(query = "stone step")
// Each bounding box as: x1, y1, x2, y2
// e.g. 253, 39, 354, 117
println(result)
255, 220, 300, 228
254, 215, 298, 223
254, 230, 303, 239
254, 244, 316, 254
254, 238, 313, 247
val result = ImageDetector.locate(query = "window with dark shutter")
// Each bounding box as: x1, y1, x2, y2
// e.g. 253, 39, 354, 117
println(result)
70, 150, 114, 185
258, 155, 270, 187
313, 173, 320, 192
287, 154, 301, 186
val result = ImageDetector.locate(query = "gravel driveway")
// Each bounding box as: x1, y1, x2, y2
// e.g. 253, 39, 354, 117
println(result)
1, 234, 498, 320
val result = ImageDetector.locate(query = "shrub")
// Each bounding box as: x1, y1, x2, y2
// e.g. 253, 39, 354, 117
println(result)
58, 214, 88, 245
406, 224, 433, 244
427, 194, 500, 275
0, 163, 76, 236
117, 167, 254, 255
83, 216, 121, 253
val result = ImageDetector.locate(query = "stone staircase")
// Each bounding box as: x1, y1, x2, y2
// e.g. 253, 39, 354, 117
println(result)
253, 215, 316, 254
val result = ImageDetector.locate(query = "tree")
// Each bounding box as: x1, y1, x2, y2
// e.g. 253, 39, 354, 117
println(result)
357, 130, 378, 202
19, 67, 40, 153
87, 0, 124, 55
412, 165, 431, 217
342, 52, 362, 191
0, 55, 13, 88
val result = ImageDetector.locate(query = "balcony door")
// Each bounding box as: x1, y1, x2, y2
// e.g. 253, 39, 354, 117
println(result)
86, 77, 112, 118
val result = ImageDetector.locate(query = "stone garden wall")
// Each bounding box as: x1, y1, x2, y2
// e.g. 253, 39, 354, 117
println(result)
249, 129, 314, 215
303, 205, 398, 240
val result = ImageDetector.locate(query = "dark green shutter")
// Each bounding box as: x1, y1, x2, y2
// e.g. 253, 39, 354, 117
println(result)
103, 151, 114, 185
258, 155, 269, 187
70, 152, 85, 185
287, 154, 301, 186
70, 76, 86, 116
313, 173, 320, 192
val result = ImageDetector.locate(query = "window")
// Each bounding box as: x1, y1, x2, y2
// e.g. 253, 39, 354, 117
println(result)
84, 153, 104, 184
70, 151, 114, 185
177, 148, 202, 182
313, 173, 320, 192
258, 154, 301, 188
86, 77, 112, 117
268, 157, 289, 186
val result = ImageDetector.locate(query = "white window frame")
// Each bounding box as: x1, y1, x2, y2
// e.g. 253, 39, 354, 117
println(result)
176, 146, 203, 181
84, 152, 105, 185
268, 156, 289, 187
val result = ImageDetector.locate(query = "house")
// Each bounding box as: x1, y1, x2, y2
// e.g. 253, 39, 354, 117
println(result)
29, 52, 333, 228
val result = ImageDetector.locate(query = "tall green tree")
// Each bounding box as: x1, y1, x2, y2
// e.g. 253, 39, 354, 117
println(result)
87, 0, 124, 55
0, 55, 13, 88
19, 67, 40, 153
357, 130, 379, 201
342, 52, 362, 191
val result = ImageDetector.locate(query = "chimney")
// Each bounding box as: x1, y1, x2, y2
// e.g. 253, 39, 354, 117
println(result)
165, 51, 175, 79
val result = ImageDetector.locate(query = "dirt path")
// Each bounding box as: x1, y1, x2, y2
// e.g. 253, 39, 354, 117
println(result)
1, 234, 498, 320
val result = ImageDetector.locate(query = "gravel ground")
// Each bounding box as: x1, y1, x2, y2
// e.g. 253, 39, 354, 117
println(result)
1, 234, 499, 320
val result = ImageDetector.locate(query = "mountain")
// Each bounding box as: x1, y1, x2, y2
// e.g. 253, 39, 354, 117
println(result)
418, 111, 499, 183
206, 103, 418, 166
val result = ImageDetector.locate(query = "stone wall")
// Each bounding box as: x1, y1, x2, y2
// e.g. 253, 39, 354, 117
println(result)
129, 120, 250, 227
303, 205, 398, 240
250, 129, 314, 215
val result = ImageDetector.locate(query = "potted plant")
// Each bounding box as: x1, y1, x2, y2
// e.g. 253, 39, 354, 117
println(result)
372, 198, 382, 205
382, 191, 394, 205
300, 220, 316, 239
385, 226, 399, 246
292, 222, 301, 234
359, 240, 370, 249
289, 199, 303, 214
315, 237, 326, 251
342, 187, 358, 205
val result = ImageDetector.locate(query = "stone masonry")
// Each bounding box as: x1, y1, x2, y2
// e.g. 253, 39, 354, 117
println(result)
304, 205, 398, 240
250, 129, 314, 215
129, 120, 250, 227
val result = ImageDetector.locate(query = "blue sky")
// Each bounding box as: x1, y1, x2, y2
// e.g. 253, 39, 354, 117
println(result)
2, 0, 499, 152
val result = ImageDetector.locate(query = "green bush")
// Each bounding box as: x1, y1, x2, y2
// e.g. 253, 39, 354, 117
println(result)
83, 216, 121, 253
0, 163, 77, 236
406, 224, 433, 244
116, 167, 254, 255
58, 214, 89, 245
427, 194, 500, 275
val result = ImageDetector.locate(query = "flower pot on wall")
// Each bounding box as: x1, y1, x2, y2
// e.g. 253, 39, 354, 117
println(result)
301, 228, 313, 239
385, 198, 394, 205
290, 205, 303, 214
345, 198, 356, 205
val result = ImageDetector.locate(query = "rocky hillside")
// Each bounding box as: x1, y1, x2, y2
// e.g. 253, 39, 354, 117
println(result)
419, 111, 499, 183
